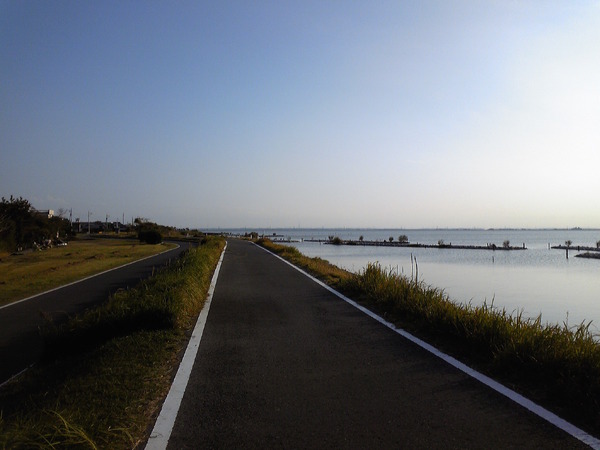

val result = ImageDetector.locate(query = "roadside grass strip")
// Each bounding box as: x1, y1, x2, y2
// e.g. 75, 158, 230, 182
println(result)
255, 241, 600, 449
0, 240, 179, 309
0, 237, 225, 449
145, 242, 226, 450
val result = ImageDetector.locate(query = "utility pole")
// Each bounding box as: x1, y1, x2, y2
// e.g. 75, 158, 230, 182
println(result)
88, 211, 92, 234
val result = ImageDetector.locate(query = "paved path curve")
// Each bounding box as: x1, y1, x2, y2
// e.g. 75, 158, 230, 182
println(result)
0, 240, 192, 384
165, 239, 589, 449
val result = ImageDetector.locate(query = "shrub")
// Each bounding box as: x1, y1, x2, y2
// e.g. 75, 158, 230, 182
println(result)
138, 230, 162, 244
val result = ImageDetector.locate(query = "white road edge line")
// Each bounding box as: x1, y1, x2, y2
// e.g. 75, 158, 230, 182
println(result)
0, 243, 181, 311
255, 242, 600, 450
145, 242, 227, 450
0, 364, 34, 389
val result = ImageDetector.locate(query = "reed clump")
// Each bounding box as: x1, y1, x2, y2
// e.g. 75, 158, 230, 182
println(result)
0, 236, 225, 449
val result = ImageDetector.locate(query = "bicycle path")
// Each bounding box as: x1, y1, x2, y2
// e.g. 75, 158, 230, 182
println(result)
164, 239, 590, 449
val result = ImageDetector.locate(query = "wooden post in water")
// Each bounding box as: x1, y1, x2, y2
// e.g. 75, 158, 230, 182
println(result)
415, 257, 418, 284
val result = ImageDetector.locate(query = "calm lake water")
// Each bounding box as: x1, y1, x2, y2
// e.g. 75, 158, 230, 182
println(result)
214, 228, 600, 330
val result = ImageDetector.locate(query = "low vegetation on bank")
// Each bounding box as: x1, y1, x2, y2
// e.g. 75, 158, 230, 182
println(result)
257, 238, 600, 435
0, 236, 225, 449
257, 238, 350, 286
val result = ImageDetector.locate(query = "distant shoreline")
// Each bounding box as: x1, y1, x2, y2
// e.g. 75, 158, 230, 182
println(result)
204, 227, 600, 232
310, 239, 527, 251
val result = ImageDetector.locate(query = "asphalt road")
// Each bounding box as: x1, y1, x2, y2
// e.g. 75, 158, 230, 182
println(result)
166, 239, 588, 449
0, 241, 192, 384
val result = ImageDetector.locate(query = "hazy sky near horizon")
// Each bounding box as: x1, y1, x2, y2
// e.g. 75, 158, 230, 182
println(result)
1, 1, 599, 229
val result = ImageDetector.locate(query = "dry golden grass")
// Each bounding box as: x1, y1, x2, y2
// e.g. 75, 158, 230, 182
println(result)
0, 238, 176, 306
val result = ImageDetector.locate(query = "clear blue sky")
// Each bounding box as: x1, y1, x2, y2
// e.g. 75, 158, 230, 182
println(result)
1, 1, 599, 229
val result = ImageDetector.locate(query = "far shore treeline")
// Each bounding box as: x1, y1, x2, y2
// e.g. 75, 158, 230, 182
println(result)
0, 196, 206, 252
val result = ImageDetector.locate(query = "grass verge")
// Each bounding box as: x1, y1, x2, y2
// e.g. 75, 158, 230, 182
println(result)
257, 238, 600, 436
0, 236, 225, 449
256, 238, 351, 287
0, 238, 177, 307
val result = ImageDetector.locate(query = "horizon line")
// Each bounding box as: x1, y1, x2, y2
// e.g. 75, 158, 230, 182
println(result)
197, 226, 600, 231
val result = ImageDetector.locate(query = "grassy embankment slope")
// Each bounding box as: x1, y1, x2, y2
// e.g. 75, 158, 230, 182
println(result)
0, 236, 225, 449
0, 238, 177, 307
257, 238, 600, 437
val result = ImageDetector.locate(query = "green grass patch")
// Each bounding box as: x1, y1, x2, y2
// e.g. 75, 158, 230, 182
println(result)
0, 238, 177, 307
257, 239, 600, 436
0, 236, 225, 449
